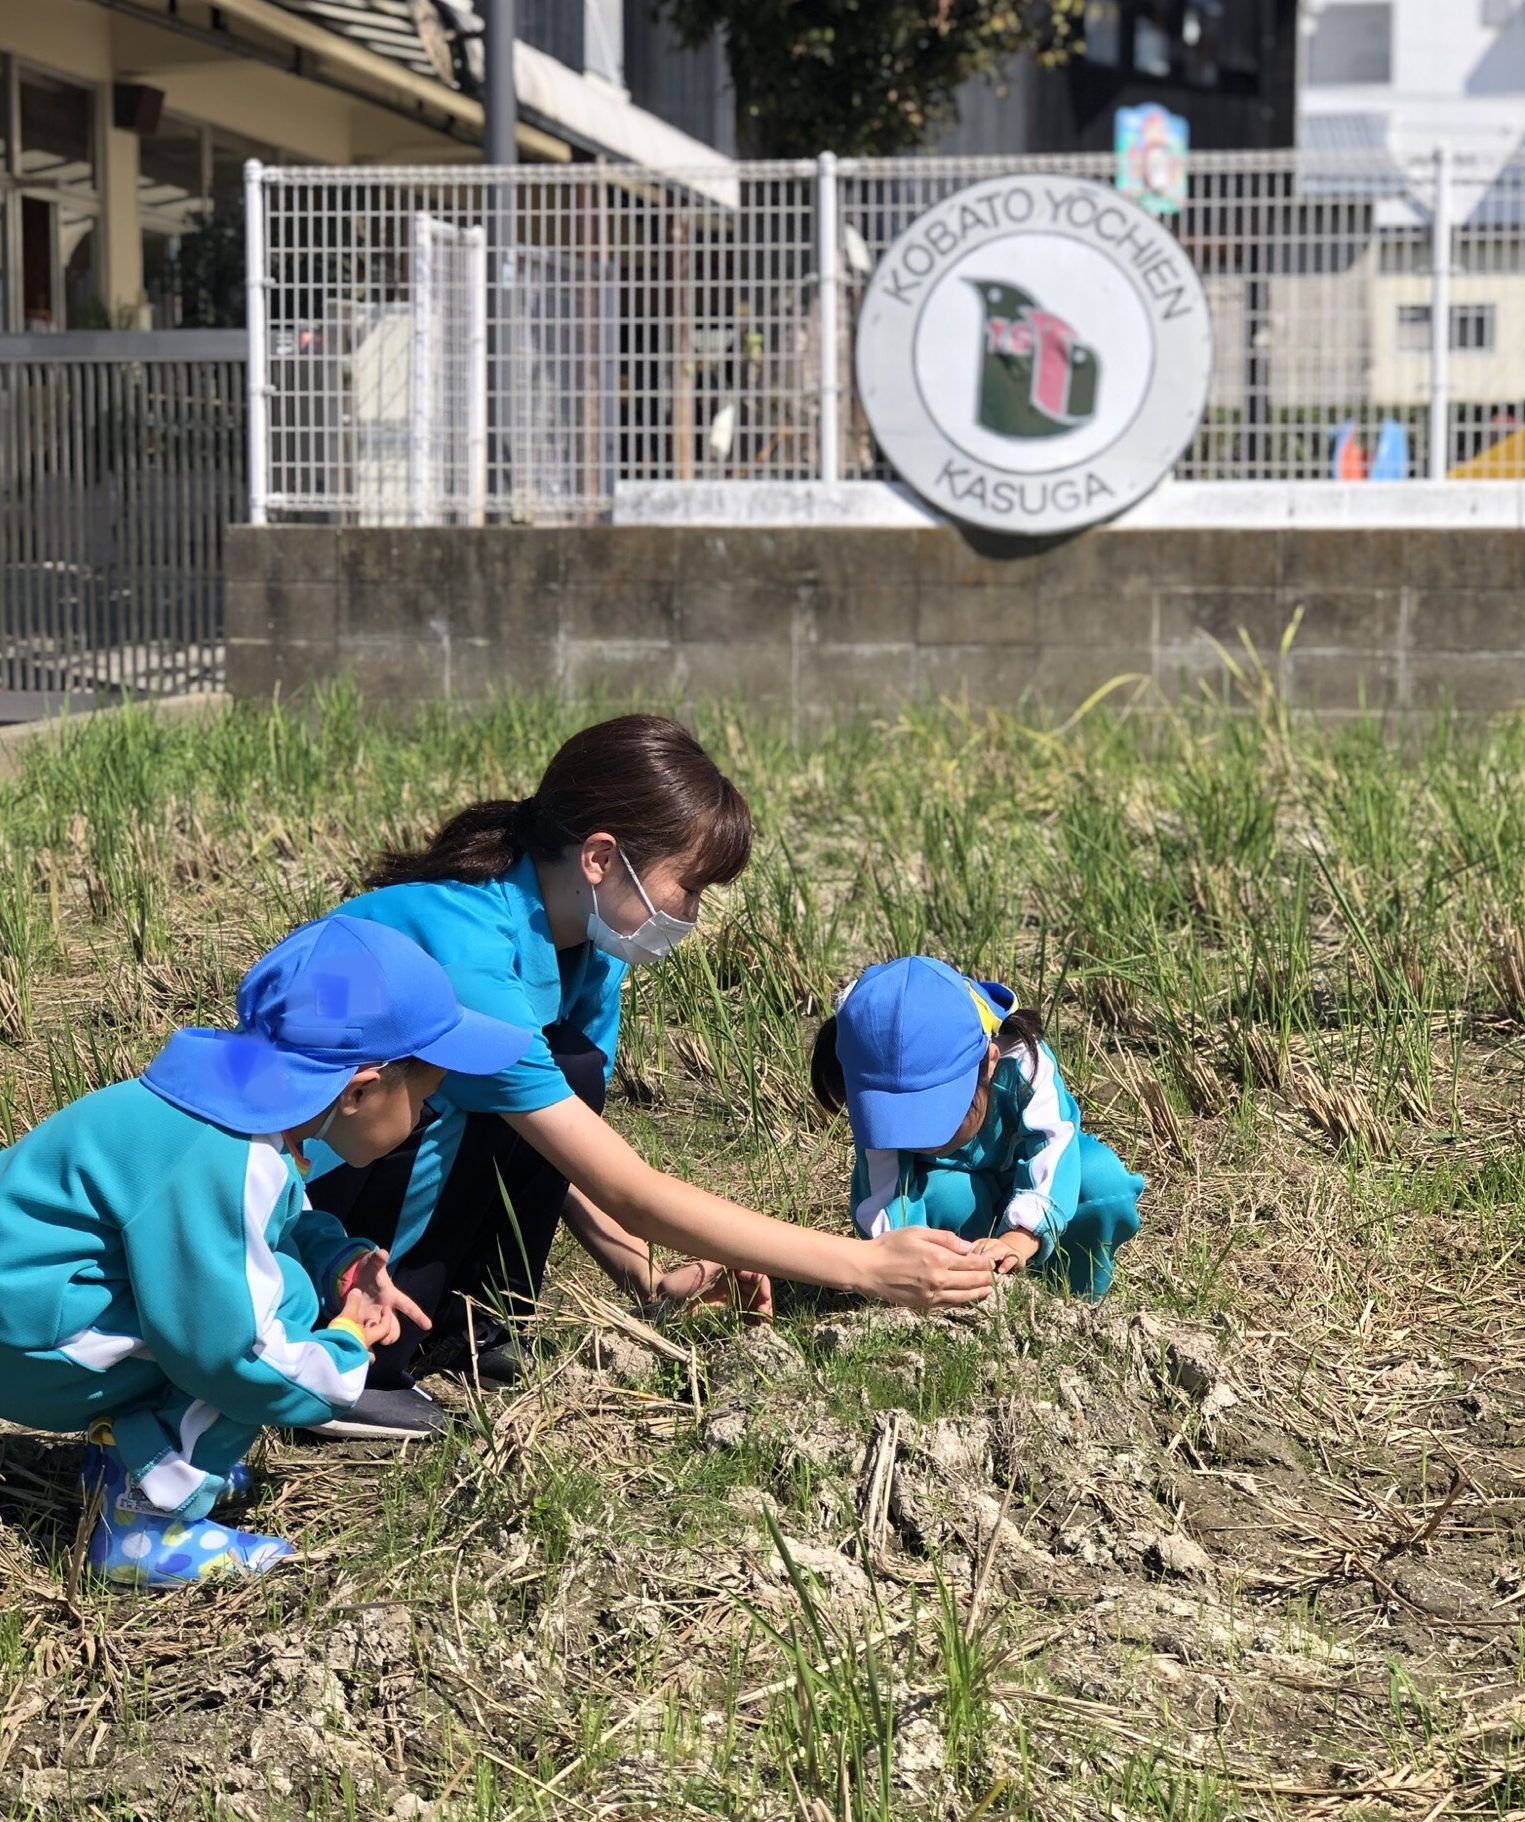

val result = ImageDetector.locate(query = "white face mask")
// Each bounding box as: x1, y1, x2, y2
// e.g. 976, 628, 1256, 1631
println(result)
587, 847, 697, 966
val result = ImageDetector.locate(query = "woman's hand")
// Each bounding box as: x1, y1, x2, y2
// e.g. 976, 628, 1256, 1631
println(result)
856, 1228, 994, 1309
653, 1258, 775, 1323
970, 1231, 1041, 1275
338, 1249, 432, 1349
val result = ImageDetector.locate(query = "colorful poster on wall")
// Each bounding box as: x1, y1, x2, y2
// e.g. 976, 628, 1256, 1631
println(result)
1115, 104, 1189, 216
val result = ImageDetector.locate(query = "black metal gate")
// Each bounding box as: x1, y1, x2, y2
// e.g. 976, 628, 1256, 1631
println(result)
0, 330, 246, 721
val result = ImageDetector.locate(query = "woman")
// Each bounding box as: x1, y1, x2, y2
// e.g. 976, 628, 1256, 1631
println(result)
307, 715, 993, 1437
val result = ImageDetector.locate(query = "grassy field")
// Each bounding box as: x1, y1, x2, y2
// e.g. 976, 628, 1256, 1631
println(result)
0, 671, 1523, 1820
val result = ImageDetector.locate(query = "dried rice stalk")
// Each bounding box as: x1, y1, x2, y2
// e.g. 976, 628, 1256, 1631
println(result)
1488, 919, 1525, 1021
1225, 1018, 1286, 1091
0, 962, 27, 1044
1169, 1040, 1225, 1116
1297, 1072, 1393, 1157
1110, 1050, 1189, 1160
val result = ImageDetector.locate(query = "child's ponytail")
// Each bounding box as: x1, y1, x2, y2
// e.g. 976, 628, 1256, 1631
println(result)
810, 1015, 848, 1117
999, 1007, 1045, 1072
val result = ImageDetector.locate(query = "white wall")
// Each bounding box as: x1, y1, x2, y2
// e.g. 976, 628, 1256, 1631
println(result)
1301, 0, 1525, 160
1369, 270, 1525, 403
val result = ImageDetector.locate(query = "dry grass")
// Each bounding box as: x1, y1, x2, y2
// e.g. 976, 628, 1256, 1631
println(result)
0, 685, 1522, 1819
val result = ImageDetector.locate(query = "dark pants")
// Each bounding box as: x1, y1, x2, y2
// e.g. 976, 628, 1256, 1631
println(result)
307, 1022, 607, 1387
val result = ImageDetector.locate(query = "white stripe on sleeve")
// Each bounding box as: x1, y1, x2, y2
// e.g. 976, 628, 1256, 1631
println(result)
58, 1327, 153, 1372
995, 1045, 1075, 1237
1000, 1191, 1052, 1235
1019, 1046, 1075, 1204
242, 1141, 367, 1409
854, 1149, 903, 1238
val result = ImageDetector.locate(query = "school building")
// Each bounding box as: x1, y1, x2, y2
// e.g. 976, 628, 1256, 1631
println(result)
0, 0, 731, 333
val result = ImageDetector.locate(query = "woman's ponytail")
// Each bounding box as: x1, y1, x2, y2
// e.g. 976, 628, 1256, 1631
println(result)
362, 716, 752, 892
365, 799, 530, 889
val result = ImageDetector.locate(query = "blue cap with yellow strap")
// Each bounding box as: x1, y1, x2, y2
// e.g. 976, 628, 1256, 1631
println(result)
834, 956, 1007, 1152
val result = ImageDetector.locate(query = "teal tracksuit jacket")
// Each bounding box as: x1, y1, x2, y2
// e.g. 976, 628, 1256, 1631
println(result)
849, 1024, 1144, 1299
0, 1079, 372, 1517
305, 854, 626, 1261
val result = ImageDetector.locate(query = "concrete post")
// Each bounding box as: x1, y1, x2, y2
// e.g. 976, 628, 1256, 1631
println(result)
243, 158, 268, 525
817, 151, 840, 485
1428, 145, 1451, 481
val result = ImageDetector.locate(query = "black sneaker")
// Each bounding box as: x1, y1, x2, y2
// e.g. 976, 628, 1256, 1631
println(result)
416, 1329, 526, 1390
463, 1338, 526, 1388
305, 1384, 452, 1441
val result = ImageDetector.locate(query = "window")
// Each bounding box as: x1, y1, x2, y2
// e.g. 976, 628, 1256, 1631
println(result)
584, 0, 623, 84
138, 117, 271, 327
1083, 0, 1122, 66
1451, 303, 1496, 352
1134, 17, 1175, 78
1, 61, 103, 330
1396, 303, 1430, 352
18, 69, 95, 192
1379, 233, 1429, 275
518, 0, 584, 69
139, 114, 204, 229
210, 125, 267, 211
1182, 1, 1224, 87
1214, 0, 1260, 72
1395, 303, 1499, 354
1307, 4, 1393, 86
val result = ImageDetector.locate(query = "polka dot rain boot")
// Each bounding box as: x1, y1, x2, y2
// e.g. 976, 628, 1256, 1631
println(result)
222, 1459, 254, 1502
81, 1424, 294, 1590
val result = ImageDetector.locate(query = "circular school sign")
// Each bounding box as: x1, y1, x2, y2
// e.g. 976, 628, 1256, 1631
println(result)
854, 175, 1213, 536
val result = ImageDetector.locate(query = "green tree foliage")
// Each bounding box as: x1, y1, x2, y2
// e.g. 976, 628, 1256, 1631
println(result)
655, 0, 1083, 157
176, 195, 247, 329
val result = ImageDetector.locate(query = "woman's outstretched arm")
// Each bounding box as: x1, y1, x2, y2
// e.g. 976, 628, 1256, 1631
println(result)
506, 1098, 993, 1310
561, 1184, 773, 1316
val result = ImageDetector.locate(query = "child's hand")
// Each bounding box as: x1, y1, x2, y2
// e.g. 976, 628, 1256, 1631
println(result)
653, 1259, 774, 1323
338, 1249, 433, 1349
336, 1285, 392, 1349
970, 1231, 1041, 1275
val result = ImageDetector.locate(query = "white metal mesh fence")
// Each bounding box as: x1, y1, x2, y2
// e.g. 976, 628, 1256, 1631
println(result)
248, 148, 1525, 523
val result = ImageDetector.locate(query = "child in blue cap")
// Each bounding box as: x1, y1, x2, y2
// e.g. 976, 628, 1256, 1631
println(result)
0, 915, 531, 1589
811, 957, 1143, 1297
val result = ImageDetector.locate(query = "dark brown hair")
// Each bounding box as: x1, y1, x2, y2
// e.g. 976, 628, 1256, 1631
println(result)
365, 715, 753, 892
811, 1003, 1045, 1138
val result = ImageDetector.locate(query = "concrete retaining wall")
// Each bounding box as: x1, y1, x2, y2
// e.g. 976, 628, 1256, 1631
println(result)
226, 525, 1525, 718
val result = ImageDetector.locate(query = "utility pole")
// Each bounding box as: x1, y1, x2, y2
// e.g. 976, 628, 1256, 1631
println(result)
483, 0, 515, 511
1243, 0, 1282, 475
483, 0, 517, 164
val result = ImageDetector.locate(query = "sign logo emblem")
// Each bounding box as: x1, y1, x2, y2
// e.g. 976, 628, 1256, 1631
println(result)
972, 282, 1099, 438
854, 175, 1213, 535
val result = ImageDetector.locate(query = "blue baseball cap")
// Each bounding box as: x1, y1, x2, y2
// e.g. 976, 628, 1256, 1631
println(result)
835, 957, 1005, 1151
142, 915, 534, 1133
